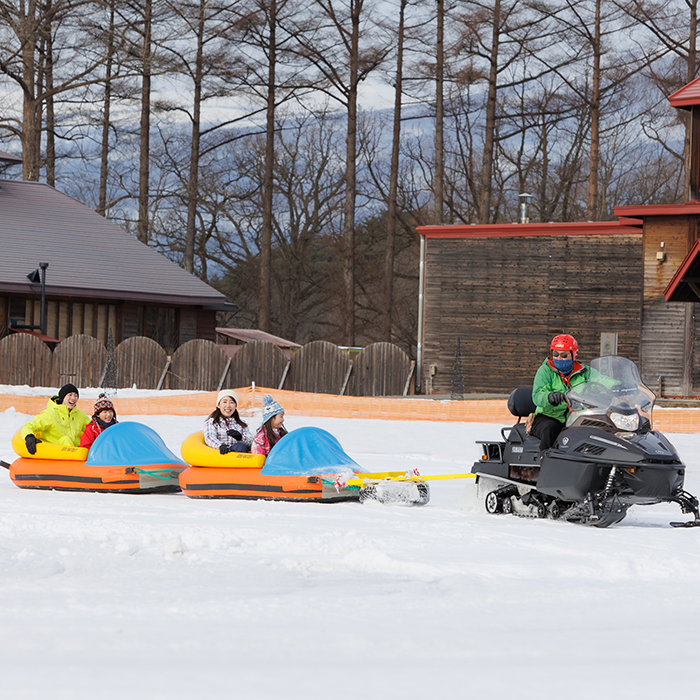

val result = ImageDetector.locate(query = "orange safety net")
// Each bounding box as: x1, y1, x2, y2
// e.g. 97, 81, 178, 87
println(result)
2, 386, 700, 431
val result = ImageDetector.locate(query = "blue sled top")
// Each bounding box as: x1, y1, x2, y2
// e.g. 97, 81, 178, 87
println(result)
261, 426, 365, 476
86, 421, 187, 467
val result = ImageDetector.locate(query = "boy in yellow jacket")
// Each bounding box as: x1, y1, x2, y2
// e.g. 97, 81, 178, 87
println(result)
20, 383, 90, 453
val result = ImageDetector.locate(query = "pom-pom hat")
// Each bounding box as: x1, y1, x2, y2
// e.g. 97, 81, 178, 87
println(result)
217, 390, 239, 406
261, 394, 284, 423
93, 393, 116, 418
57, 383, 79, 404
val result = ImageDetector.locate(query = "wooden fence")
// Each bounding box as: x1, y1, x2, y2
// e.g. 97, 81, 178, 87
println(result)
0, 333, 415, 396
349, 342, 415, 397
0, 332, 52, 386
285, 341, 351, 394
169, 339, 230, 391
53, 334, 106, 388
230, 339, 288, 389
115, 336, 168, 390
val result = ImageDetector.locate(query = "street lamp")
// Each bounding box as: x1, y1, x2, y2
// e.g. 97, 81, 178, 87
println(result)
25, 262, 49, 334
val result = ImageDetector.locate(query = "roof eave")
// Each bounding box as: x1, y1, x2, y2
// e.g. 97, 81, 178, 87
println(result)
668, 76, 700, 110
614, 202, 700, 218
664, 239, 700, 301
0, 282, 228, 307
416, 221, 640, 238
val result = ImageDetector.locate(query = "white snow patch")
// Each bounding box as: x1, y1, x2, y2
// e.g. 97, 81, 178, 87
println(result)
1, 392, 700, 698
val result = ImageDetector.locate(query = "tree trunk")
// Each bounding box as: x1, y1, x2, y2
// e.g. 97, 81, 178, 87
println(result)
478, 0, 500, 224
21, 0, 41, 181
259, 0, 277, 332
137, 0, 152, 244
98, 1, 116, 216
587, 0, 601, 220
342, 0, 361, 346
434, 0, 444, 224
184, 0, 206, 273
44, 1, 55, 187
383, 0, 406, 342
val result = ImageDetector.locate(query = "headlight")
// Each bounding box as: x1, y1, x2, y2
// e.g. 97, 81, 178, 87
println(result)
610, 412, 639, 431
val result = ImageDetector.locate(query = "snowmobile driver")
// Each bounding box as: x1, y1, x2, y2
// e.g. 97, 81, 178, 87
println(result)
530, 334, 590, 453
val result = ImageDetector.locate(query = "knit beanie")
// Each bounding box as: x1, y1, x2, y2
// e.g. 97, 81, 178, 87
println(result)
261, 393, 284, 423
217, 389, 239, 406
93, 393, 116, 418
57, 383, 79, 404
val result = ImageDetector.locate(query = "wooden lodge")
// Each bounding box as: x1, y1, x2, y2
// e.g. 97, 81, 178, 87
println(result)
415, 221, 644, 395
0, 174, 231, 352
415, 77, 700, 398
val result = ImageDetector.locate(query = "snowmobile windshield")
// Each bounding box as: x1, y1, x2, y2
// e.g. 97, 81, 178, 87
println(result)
564, 356, 655, 429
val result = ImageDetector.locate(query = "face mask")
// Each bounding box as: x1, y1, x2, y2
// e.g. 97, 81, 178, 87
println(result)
553, 357, 574, 374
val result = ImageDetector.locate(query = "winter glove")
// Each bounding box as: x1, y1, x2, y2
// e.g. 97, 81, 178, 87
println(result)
219, 444, 233, 455
25, 434, 42, 455
226, 429, 243, 441
548, 391, 566, 407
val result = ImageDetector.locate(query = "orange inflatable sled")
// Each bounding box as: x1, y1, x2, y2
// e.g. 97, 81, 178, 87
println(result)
8, 424, 185, 494
179, 428, 361, 502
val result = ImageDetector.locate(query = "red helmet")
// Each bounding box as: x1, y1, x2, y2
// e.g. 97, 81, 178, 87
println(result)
550, 334, 578, 359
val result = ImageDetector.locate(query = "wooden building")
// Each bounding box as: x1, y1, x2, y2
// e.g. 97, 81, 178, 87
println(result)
613, 202, 700, 397
415, 76, 700, 398
0, 176, 230, 351
415, 221, 643, 395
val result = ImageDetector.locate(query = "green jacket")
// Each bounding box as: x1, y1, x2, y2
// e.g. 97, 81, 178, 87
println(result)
21, 397, 91, 447
532, 358, 591, 424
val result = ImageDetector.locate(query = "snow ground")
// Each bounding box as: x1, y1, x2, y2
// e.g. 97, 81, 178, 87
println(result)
1, 394, 699, 700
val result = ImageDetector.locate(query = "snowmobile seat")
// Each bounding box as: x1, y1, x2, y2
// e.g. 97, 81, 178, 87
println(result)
507, 387, 536, 420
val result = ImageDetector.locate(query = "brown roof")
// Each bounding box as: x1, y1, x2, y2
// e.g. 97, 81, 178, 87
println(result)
0, 179, 228, 306
215, 327, 301, 348
0, 150, 22, 164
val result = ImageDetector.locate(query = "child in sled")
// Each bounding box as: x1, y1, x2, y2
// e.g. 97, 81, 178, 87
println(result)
203, 390, 252, 454
21, 383, 91, 453
251, 394, 287, 456
80, 394, 118, 449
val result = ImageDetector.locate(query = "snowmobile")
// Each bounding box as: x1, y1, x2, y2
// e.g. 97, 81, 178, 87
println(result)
473, 355, 700, 528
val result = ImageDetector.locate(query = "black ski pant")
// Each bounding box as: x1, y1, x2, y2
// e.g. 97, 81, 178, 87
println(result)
530, 413, 565, 452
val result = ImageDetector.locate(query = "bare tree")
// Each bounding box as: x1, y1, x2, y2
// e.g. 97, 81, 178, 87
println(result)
236, 0, 305, 331
155, 0, 246, 270
434, 0, 444, 223
292, 0, 388, 345
617, 0, 699, 197
207, 112, 346, 341
0, 0, 105, 181
454, 1, 558, 222
136, 0, 153, 243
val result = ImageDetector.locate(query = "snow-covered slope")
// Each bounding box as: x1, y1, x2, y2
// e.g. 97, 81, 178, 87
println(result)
1, 403, 699, 699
